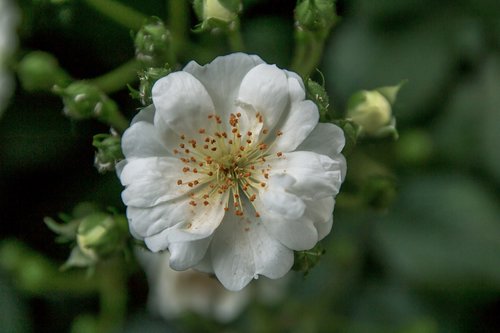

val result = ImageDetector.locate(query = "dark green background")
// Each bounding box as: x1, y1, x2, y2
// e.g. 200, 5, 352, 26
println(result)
0, 0, 499, 332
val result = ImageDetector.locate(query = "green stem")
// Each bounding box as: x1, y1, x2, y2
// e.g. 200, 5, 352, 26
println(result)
83, 0, 148, 31
291, 31, 325, 78
88, 59, 141, 94
100, 108, 129, 134
168, 0, 189, 58
227, 21, 245, 52
97, 260, 127, 333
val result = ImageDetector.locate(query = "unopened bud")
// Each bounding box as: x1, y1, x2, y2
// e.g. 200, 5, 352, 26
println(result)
193, 0, 241, 31
295, 0, 337, 32
17, 51, 71, 92
346, 82, 405, 139
76, 213, 128, 261
135, 17, 173, 67
347, 90, 392, 134
93, 132, 124, 173
55, 81, 118, 122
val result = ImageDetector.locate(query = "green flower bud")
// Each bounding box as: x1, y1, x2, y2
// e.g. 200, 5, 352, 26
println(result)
346, 82, 405, 139
295, 0, 337, 32
55, 81, 119, 122
17, 51, 71, 92
76, 213, 128, 261
131, 66, 171, 105
193, 0, 241, 31
93, 133, 124, 173
347, 90, 392, 134
134, 17, 173, 67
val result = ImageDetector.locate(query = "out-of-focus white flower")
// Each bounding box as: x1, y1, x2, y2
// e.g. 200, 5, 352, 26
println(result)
118, 53, 346, 291
136, 249, 252, 322
0, 0, 19, 117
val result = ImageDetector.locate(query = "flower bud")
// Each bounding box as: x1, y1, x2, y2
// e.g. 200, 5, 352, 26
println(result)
17, 51, 71, 92
55, 81, 118, 121
346, 82, 405, 139
347, 90, 392, 134
93, 132, 124, 173
134, 17, 173, 67
76, 213, 128, 261
295, 0, 337, 32
193, 0, 241, 31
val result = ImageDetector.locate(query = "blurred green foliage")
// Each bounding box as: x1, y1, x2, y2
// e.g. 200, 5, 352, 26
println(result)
0, 0, 499, 332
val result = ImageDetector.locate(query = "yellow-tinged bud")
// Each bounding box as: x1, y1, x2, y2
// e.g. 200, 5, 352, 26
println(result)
76, 213, 128, 261
193, 0, 241, 31
346, 81, 405, 139
347, 90, 392, 134
204, 0, 236, 22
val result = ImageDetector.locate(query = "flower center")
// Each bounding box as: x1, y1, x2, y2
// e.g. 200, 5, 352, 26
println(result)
174, 112, 284, 217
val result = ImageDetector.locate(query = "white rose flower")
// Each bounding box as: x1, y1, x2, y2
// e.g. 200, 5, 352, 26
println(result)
136, 249, 251, 322
119, 53, 346, 291
0, 0, 19, 117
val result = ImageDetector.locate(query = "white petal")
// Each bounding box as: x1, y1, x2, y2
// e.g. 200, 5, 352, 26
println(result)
183, 53, 264, 131
144, 191, 229, 250
115, 159, 126, 178
122, 121, 169, 158
237, 64, 289, 132
268, 151, 344, 200
269, 99, 319, 153
131, 104, 155, 125
120, 157, 196, 207
297, 123, 346, 156
259, 174, 306, 220
256, 192, 334, 251
152, 71, 216, 141
256, 201, 319, 251
126, 198, 189, 239
286, 75, 306, 102
168, 237, 212, 270
304, 197, 335, 241
211, 204, 293, 291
